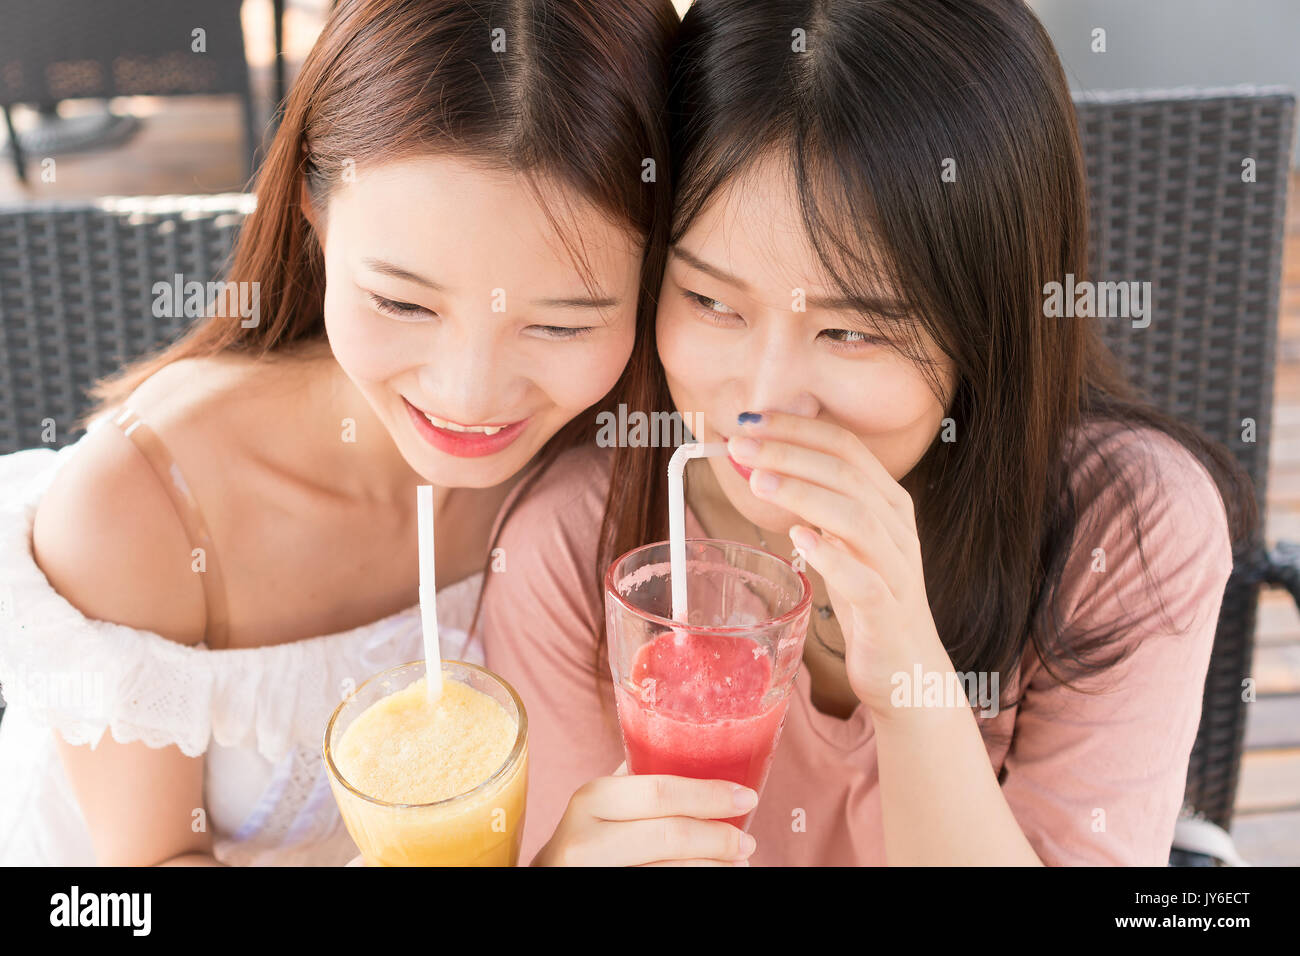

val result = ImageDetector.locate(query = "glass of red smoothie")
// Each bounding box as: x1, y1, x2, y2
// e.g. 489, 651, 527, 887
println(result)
604, 539, 813, 831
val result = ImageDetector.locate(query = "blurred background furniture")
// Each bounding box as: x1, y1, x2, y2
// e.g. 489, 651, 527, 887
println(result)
1032, 0, 1300, 167
1074, 86, 1296, 863
0, 194, 251, 456
0, 0, 259, 183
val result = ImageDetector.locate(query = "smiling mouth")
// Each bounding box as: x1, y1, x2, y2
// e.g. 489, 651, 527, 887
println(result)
403, 398, 530, 458
417, 410, 509, 435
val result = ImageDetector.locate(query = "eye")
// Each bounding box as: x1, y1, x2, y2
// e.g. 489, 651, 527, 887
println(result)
526, 325, 594, 340
819, 328, 890, 351
682, 289, 743, 324
369, 292, 433, 320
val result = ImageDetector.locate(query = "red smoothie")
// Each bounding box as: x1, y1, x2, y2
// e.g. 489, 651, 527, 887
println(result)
613, 629, 789, 829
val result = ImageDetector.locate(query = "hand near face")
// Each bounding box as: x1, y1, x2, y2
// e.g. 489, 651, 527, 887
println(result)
726, 411, 948, 717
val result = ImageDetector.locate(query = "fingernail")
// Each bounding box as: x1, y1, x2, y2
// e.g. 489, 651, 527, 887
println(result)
733, 787, 758, 811
751, 470, 779, 495
728, 436, 760, 463
740, 833, 757, 856
737, 411, 763, 426
789, 525, 818, 552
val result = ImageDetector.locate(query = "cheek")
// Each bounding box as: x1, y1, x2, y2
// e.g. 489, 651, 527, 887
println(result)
538, 318, 637, 413
837, 362, 936, 428
829, 359, 949, 476
657, 305, 720, 400
323, 284, 412, 384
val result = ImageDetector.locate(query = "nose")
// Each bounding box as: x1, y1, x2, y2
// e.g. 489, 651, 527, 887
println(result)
741, 331, 819, 420
416, 326, 515, 423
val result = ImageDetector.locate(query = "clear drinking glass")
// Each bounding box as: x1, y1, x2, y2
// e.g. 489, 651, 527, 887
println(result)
323, 659, 528, 866
604, 539, 812, 830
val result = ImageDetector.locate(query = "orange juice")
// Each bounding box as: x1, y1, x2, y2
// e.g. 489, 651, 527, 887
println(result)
324, 661, 527, 866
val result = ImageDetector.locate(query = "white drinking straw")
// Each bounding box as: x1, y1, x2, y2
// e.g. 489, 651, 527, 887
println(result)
667, 442, 728, 622
416, 484, 443, 703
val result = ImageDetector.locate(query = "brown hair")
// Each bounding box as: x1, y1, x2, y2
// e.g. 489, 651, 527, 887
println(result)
596, 0, 1257, 706
79, 0, 679, 437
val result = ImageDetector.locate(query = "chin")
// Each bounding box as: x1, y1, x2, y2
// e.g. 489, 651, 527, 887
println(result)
403, 444, 536, 489
707, 459, 798, 542
421, 455, 522, 486
424, 462, 516, 489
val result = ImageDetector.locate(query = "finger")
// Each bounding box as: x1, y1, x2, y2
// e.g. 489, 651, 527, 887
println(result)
594, 817, 754, 867
580, 773, 758, 823
637, 858, 751, 867
734, 410, 913, 518
749, 472, 907, 593
790, 523, 898, 608
728, 435, 912, 553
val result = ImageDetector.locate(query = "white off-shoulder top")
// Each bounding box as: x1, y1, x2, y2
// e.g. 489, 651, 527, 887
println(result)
0, 419, 484, 866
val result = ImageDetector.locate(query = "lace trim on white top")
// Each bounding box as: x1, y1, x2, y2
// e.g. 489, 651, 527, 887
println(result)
0, 442, 484, 764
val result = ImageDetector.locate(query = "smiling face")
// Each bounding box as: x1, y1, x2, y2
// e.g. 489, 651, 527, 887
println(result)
657, 152, 956, 533
317, 155, 640, 488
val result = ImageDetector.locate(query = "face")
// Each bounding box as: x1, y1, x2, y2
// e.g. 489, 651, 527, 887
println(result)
317, 155, 640, 488
657, 153, 955, 533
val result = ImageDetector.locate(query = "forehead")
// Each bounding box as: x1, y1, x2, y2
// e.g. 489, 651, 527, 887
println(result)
683, 154, 804, 259
330, 154, 640, 283
677, 151, 879, 299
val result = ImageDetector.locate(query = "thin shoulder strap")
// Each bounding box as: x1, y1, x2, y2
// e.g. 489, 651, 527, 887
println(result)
110, 406, 232, 650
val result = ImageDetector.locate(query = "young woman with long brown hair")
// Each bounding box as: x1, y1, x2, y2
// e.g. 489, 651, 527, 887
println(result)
480, 0, 1256, 865
0, 0, 678, 865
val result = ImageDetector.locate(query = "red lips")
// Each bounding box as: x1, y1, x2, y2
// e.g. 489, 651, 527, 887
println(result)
728, 454, 754, 481
403, 398, 529, 458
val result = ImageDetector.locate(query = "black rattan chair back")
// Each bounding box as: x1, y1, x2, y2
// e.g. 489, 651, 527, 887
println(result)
0, 194, 250, 452
1075, 86, 1296, 828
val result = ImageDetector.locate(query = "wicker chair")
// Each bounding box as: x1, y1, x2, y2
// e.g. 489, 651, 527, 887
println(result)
0, 193, 251, 454
0, 87, 1295, 865
0, 0, 257, 182
1075, 86, 1297, 863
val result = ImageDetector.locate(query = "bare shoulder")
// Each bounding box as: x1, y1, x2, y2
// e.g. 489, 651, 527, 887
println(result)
31, 349, 303, 644
123, 351, 283, 442
33, 409, 208, 645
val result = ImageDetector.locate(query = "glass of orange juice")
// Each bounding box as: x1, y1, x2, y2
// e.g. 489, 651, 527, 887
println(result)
323, 659, 528, 866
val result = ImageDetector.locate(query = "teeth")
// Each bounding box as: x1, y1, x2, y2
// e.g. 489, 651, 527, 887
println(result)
422, 412, 505, 436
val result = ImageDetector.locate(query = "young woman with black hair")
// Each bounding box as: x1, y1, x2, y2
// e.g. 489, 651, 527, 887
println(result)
481, 0, 1252, 866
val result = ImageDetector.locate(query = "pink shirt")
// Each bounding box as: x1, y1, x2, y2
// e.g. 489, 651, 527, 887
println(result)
481, 423, 1234, 865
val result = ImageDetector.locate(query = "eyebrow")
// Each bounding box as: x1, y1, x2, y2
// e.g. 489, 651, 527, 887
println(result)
671, 246, 753, 293
362, 257, 621, 310
670, 245, 908, 319
363, 257, 447, 291
534, 294, 623, 310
